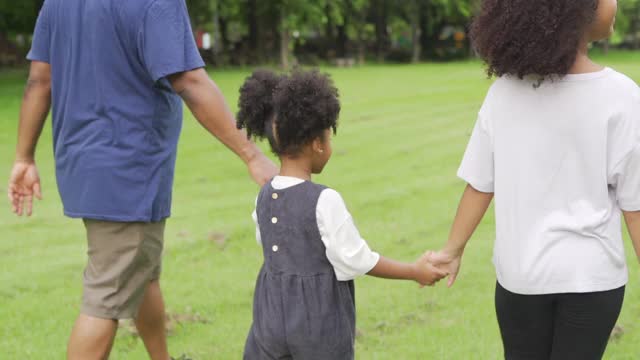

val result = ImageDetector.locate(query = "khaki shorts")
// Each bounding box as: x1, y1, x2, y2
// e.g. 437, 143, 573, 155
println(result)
81, 219, 165, 320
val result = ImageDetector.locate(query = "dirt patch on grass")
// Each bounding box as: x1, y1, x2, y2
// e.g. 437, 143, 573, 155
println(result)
610, 324, 625, 342
208, 231, 228, 250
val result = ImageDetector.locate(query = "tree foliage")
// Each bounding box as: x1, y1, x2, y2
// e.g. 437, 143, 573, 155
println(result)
3, 0, 639, 68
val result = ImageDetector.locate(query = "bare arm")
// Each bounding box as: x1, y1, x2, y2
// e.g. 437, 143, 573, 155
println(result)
169, 68, 277, 185
16, 61, 51, 163
623, 211, 640, 263
444, 184, 494, 256
429, 184, 494, 286
8, 61, 51, 216
367, 254, 447, 286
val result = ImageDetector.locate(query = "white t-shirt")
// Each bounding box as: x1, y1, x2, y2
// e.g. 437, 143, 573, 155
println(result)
459, 68, 640, 295
253, 176, 380, 281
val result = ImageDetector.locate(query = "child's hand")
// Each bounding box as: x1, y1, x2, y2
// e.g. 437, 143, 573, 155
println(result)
412, 251, 449, 287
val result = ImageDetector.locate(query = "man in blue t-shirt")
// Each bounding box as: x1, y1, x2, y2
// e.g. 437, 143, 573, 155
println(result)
7, 0, 277, 359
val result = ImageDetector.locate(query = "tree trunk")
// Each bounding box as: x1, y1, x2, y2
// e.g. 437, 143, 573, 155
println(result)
411, 12, 421, 63
603, 38, 610, 55
212, 4, 223, 53
280, 7, 290, 70
634, 13, 640, 50
374, 0, 388, 62
419, 0, 429, 58
346, 0, 364, 64
247, 0, 259, 62
220, 17, 230, 51
325, 4, 335, 43
357, 31, 366, 65
337, 23, 348, 58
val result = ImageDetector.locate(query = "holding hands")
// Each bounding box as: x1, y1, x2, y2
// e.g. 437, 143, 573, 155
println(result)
425, 249, 462, 288
413, 249, 462, 288
417, 184, 494, 288
412, 252, 449, 287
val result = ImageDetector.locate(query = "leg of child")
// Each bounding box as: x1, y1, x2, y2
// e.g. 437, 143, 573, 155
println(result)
135, 280, 170, 360
67, 315, 118, 360
244, 328, 290, 360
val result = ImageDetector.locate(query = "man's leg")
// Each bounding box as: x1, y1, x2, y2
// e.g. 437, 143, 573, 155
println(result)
135, 280, 170, 360
67, 314, 118, 360
72, 219, 166, 360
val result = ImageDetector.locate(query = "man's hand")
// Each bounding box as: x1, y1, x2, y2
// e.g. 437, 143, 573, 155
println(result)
247, 153, 279, 187
427, 249, 462, 288
8, 161, 43, 216
413, 251, 449, 287
11, 60, 50, 217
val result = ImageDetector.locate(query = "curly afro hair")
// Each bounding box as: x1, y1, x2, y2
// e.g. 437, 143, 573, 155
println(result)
470, 0, 599, 80
237, 69, 340, 157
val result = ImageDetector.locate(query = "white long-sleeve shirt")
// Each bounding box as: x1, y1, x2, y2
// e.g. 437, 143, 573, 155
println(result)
253, 176, 380, 281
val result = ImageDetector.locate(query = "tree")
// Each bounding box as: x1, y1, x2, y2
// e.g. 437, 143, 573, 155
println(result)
185, 0, 211, 28
272, 0, 327, 69
616, 0, 640, 49
396, 0, 426, 63
417, 0, 473, 59
12, 0, 640, 69
0, 0, 43, 65
213, 0, 243, 63
372, 0, 390, 62
329, 0, 373, 65
0, 0, 43, 34
247, 0, 259, 60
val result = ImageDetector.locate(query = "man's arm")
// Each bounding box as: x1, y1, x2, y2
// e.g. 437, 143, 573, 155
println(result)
169, 68, 277, 185
16, 61, 51, 163
8, 61, 51, 216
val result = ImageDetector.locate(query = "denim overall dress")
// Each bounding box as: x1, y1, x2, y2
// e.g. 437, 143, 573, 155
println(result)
244, 181, 356, 359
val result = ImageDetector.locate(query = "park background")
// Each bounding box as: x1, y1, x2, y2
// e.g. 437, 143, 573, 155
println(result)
1, 1, 640, 359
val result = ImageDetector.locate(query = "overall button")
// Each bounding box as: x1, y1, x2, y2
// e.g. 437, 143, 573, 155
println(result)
271, 217, 278, 224
272, 193, 279, 200
272, 245, 279, 252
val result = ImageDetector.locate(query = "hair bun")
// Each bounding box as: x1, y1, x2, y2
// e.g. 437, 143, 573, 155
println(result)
237, 69, 284, 139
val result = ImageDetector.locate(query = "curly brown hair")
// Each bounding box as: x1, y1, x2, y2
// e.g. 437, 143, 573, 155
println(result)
237, 69, 340, 157
470, 0, 599, 79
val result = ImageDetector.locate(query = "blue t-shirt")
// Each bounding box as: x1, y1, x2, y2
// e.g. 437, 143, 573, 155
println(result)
28, 0, 204, 222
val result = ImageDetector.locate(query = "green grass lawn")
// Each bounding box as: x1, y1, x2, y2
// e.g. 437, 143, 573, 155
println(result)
2, 52, 640, 359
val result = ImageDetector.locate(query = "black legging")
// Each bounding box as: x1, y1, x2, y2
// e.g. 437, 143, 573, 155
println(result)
495, 282, 625, 360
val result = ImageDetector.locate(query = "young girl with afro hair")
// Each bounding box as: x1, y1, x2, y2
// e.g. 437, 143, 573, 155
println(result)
237, 69, 446, 360
429, 0, 640, 359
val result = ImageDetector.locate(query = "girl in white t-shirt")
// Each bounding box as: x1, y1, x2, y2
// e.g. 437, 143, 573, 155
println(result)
236, 69, 446, 360
429, 0, 640, 359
